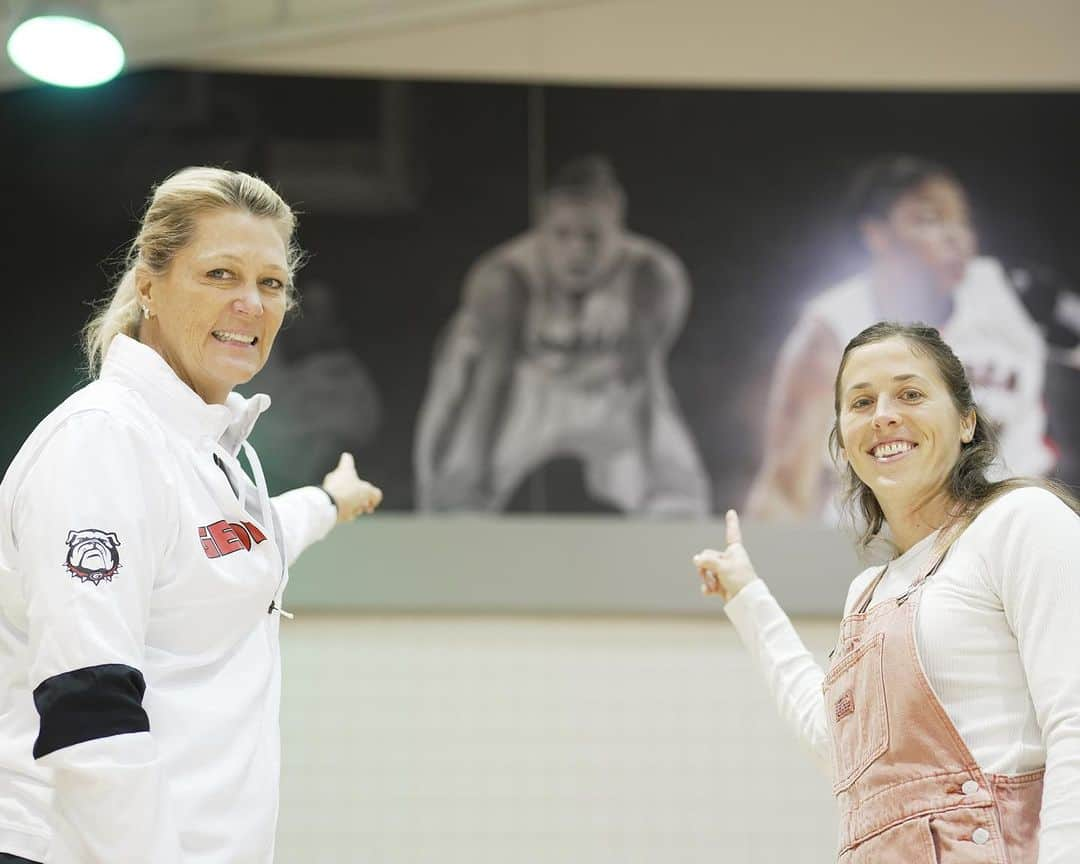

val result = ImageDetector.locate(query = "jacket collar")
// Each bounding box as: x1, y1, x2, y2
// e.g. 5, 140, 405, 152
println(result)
99, 334, 270, 456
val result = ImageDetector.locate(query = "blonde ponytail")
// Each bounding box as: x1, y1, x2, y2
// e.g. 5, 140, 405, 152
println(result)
83, 265, 142, 377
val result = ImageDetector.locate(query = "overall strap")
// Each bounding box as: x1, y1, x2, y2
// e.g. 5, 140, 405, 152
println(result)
895, 543, 952, 605
854, 563, 890, 615
855, 536, 955, 613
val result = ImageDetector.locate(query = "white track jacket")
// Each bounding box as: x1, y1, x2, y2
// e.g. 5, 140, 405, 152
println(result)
0, 335, 338, 863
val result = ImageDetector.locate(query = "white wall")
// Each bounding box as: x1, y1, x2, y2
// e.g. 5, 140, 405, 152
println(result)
284, 516, 865, 615
277, 613, 839, 863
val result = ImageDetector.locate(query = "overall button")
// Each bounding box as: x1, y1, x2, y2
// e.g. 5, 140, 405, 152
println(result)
972, 828, 990, 845
961, 780, 980, 795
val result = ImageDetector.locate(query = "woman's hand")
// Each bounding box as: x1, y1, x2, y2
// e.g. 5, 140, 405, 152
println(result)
322, 453, 383, 523
693, 509, 759, 601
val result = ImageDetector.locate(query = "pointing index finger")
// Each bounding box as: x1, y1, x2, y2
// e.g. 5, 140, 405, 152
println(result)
725, 509, 742, 547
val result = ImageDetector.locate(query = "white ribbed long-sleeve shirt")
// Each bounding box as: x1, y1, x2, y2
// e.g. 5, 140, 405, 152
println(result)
724, 487, 1080, 863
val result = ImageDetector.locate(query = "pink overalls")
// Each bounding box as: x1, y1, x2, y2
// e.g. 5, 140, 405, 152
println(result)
822, 551, 1044, 862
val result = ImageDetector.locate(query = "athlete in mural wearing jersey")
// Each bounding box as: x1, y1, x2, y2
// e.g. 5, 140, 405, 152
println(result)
747, 154, 1055, 521
415, 156, 710, 515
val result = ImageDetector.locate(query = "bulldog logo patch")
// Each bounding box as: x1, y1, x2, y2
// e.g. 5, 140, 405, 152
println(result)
64, 529, 121, 585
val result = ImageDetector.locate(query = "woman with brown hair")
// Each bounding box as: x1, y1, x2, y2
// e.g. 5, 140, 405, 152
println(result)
695, 322, 1079, 862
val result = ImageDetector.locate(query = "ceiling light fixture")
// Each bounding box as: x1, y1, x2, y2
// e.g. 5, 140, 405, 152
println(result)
7, 1, 125, 87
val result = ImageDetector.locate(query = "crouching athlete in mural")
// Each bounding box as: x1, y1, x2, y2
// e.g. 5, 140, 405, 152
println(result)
415, 155, 710, 516
0, 168, 382, 864
695, 323, 1080, 862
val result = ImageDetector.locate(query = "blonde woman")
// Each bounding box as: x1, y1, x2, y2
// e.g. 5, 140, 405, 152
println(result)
0, 168, 381, 863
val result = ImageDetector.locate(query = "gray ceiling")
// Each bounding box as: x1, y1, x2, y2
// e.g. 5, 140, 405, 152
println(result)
2, 0, 1078, 91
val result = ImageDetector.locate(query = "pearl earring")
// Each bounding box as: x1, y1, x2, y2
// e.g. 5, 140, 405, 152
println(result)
142, 306, 151, 320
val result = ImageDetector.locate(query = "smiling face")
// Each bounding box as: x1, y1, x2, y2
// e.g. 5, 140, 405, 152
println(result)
863, 176, 976, 294
137, 208, 290, 404
837, 336, 976, 515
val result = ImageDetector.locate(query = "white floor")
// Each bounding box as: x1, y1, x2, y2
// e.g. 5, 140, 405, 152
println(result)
276, 614, 840, 864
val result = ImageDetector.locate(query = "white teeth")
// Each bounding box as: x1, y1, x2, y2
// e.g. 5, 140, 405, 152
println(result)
873, 441, 914, 459
213, 331, 256, 345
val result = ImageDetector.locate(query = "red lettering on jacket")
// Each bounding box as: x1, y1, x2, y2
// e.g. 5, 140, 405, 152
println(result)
232, 522, 252, 551
198, 520, 267, 559
199, 526, 221, 559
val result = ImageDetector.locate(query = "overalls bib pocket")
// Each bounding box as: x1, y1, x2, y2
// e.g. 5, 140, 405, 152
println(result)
824, 631, 889, 793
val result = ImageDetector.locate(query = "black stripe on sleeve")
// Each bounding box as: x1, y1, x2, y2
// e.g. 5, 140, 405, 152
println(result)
32, 664, 150, 759
0, 853, 43, 863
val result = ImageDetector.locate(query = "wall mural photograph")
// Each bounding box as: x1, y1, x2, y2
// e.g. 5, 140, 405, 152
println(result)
4, 73, 1078, 523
